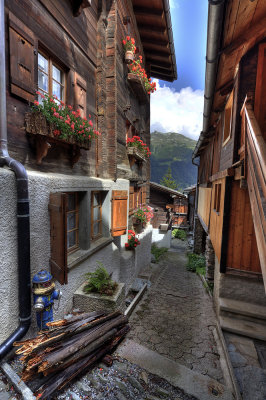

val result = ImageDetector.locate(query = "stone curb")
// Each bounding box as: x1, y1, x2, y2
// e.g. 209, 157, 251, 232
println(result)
213, 323, 242, 400
116, 339, 235, 400
1, 362, 36, 400
124, 283, 147, 317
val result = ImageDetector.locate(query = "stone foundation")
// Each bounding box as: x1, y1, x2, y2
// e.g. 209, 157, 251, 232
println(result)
193, 216, 205, 254
205, 235, 215, 281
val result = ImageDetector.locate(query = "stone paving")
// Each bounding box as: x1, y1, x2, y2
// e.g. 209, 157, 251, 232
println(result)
127, 239, 224, 384
0, 238, 226, 399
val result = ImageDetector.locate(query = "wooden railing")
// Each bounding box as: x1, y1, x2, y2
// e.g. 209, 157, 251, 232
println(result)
241, 99, 266, 283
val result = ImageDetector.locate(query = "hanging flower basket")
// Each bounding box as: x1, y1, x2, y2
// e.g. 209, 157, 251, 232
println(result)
127, 146, 147, 163
125, 50, 134, 64
123, 36, 136, 65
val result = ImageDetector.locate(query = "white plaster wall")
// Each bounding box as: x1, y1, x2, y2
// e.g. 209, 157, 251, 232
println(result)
0, 168, 133, 342
152, 228, 172, 248
119, 225, 153, 294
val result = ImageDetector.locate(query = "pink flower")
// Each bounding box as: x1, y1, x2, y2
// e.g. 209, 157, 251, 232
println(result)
34, 100, 39, 106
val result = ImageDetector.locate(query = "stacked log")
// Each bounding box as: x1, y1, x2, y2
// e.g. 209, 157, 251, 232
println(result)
14, 310, 129, 399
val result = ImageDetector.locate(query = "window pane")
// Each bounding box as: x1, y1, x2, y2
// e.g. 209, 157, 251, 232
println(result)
38, 53, 48, 73
38, 90, 45, 104
38, 70, 48, 92
67, 212, 76, 231
67, 230, 76, 249
68, 194, 76, 211
93, 206, 100, 220
93, 193, 100, 206
52, 81, 63, 100
52, 65, 63, 82
93, 222, 99, 236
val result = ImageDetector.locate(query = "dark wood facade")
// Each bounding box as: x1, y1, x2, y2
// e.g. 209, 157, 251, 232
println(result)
3, 0, 176, 284
149, 182, 187, 229
195, 0, 266, 286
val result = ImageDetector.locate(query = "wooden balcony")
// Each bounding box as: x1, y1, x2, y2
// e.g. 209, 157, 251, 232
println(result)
241, 98, 266, 286
127, 73, 149, 103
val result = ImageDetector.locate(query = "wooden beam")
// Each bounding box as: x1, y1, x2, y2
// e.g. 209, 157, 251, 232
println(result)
209, 168, 234, 182
133, 6, 163, 18
139, 24, 166, 34
142, 38, 169, 47
145, 51, 171, 60
150, 72, 174, 82
147, 59, 171, 69
222, 16, 266, 57
150, 66, 172, 76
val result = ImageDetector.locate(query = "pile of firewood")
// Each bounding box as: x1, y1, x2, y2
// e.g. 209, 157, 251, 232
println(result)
14, 310, 129, 399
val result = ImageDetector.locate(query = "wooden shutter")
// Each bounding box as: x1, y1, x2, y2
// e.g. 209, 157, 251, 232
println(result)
129, 185, 134, 213
49, 193, 68, 285
74, 72, 87, 118
111, 190, 128, 236
9, 12, 36, 102
141, 185, 146, 205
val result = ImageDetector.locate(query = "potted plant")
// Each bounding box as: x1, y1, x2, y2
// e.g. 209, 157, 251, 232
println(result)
132, 205, 154, 233
122, 36, 136, 64
125, 230, 140, 250
73, 262, 126, 313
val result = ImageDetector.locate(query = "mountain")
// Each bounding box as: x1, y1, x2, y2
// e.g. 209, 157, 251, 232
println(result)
150, 131, 197, 191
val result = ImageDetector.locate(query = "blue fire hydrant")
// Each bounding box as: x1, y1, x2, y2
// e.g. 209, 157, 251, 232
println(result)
32, 270, 61, 330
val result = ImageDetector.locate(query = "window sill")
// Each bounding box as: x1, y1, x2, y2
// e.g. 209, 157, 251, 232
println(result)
67, 236, 113, 270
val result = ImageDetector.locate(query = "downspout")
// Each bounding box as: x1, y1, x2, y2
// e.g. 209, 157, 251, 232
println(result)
0, 0, 31, 360
192, 0, 225, 160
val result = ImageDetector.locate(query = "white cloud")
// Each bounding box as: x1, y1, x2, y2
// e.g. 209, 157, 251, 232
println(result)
150, 81, 203, 140
169, 0, 179, 9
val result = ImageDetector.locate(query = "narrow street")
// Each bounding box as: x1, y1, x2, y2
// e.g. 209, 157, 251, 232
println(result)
127, 238, 224, 383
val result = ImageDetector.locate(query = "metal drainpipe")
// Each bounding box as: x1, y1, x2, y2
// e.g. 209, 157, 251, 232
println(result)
0, 0, 31, 360
192, 0, 225, 160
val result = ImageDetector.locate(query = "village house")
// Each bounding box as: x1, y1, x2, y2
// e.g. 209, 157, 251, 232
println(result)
0, 0, 176, 354
149, 181, 188, 247
193, 0, 266, 339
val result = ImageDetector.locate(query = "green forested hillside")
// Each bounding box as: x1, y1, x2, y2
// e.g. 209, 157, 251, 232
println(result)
150, 131, 197, 190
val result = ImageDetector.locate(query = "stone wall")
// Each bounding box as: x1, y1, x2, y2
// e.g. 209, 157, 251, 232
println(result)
205, 235, 215, 281
193, 216, 205, 254
152, 229, 172, 249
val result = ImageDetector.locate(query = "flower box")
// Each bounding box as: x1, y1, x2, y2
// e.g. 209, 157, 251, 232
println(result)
127, 73, 149, 103
73, 282, 126, 313
25, 112, 91, 166
127, 146, 147, 163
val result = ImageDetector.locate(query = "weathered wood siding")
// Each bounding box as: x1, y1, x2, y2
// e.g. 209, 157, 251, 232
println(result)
197, 186, 212, 229
209, 178, 226, 262
5, 0, 98, 175
226, 180, 261, 273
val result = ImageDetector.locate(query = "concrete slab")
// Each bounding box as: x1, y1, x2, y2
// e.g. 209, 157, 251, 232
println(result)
116, 339, 235, 400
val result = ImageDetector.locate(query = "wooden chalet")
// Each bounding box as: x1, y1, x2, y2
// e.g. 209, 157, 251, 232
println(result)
149, 181, 187, 229
0, 0, 176, 344
193, 0, 266, 339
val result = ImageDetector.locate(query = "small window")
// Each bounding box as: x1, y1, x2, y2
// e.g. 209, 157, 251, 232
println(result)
91, 191, 103, 240
38, 52, 65, 103
223, 91, 234, 145
66, 193, 79, 253
213, 183, 221, 213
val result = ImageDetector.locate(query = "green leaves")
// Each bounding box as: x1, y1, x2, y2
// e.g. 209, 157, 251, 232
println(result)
83, 263, 117, 296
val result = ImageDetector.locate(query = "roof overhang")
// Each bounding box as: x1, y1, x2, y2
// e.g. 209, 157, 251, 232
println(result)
132, 0, 177, 82
193, 0, 266, 159
150, 181, 186, 198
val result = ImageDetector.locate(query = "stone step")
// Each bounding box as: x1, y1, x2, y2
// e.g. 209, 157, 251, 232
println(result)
219, 315, 266, 341
219, 298, 266, 321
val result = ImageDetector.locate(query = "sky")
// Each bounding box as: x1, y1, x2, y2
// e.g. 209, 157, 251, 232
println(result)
150, 0, 208, 141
